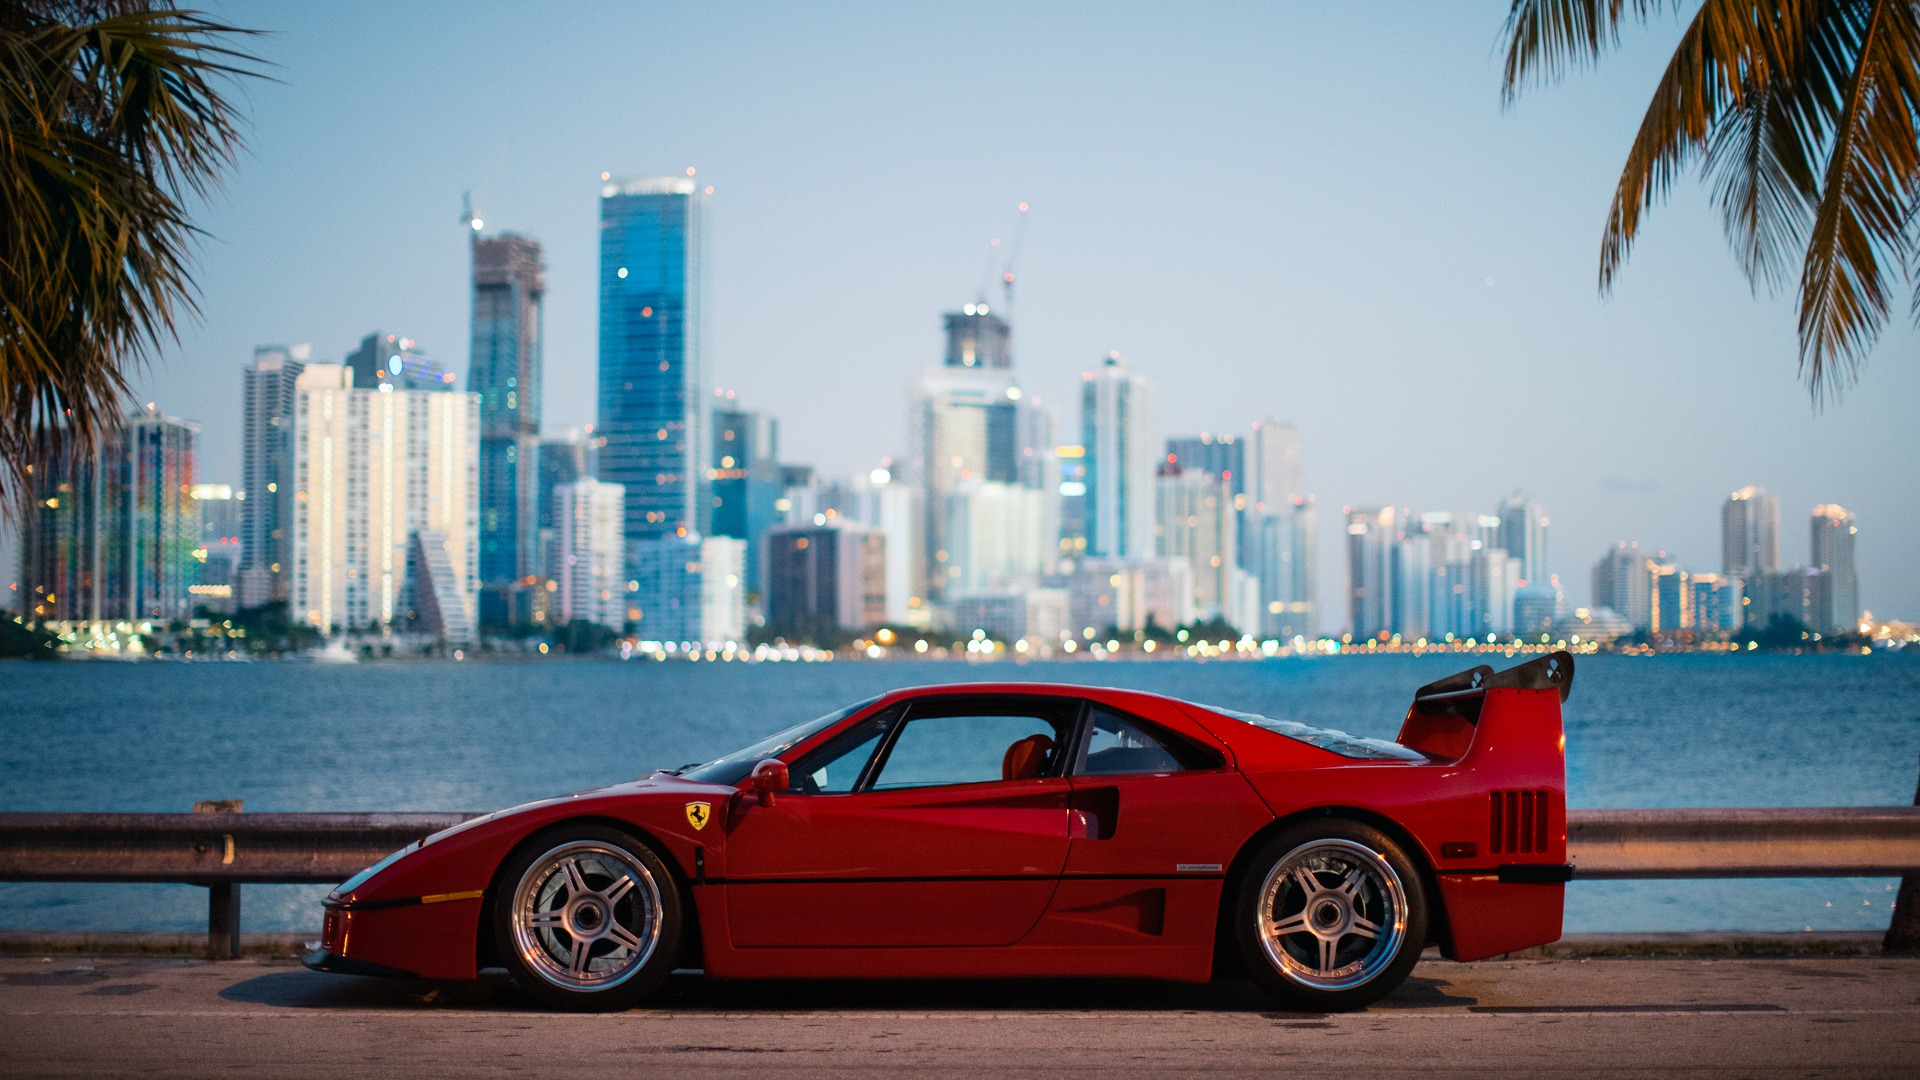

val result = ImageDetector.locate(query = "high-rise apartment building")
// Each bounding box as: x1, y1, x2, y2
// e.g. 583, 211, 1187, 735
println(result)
1155, 464, 1237, 620
1497, 492, 1549, 585
1081, 355, 1156, 560
344, 331, 454, 391
22, 405, 200, 624
1165, 435, 1245, 497
551, 478, 626, 632
1345, 506, 1396, 640
1249, 419, 1303, 511
850, 466, 925, 626
764, 524, 886, 641
598, 174, 707, 545
470, 232, 545, 626
1722, 486, 1779, 578
909, 307, 1055, 603
630, 534, 747, 645
1649, 558, 1689, 634
711, 404, 783, 600
1809, 504, 1859, 634
191, 483, 241, 613
946, 481, 1051, 593
1254, 496, 1316, 639
1592, 542, 1654, 630
238, 344, 307, 608
943, 305, 1011, 369
289, 365, 480, 636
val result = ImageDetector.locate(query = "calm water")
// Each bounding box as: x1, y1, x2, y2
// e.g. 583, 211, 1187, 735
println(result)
2, 653, 1916, 935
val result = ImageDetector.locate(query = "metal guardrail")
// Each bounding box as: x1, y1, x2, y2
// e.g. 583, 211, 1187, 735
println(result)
2, 806, 1917, 959
1568, 807, 1920, 879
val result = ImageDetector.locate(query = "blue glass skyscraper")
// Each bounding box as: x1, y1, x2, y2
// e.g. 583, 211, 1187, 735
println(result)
598, 175, 707, 545
470, 233, 545, 625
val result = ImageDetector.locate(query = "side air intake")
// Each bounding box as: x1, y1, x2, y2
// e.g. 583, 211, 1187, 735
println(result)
1488, 789, 1552, 855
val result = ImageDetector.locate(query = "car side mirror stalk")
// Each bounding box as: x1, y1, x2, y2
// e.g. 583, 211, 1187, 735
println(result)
750, 759, 789, 808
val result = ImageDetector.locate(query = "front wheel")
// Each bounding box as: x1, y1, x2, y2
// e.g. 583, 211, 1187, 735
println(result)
1233, 819, 1428, 1011
492, 824, 682, 1011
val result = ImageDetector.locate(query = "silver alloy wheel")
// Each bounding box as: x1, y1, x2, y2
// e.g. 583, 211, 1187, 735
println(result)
510, 839, 663, 992
1255, 837, 1409, 992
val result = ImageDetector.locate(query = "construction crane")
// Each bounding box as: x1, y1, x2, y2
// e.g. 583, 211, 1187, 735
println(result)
973, 201, 1031, 319
1000, 201, 1029, 319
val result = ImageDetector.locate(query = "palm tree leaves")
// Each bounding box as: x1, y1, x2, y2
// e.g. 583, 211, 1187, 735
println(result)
1799, 1, 1920, 394
0, 2, 259, 508
1501, 0, 1920, 402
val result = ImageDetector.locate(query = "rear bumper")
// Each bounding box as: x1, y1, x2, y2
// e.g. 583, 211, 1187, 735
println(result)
1497, 863, 1575, 884
302, 947, 416, 979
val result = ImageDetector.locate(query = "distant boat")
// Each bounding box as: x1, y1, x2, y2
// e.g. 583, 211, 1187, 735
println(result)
312, 638, 358, 664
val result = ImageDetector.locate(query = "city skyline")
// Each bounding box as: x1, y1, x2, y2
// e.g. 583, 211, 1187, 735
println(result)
88, 2, 1917, 616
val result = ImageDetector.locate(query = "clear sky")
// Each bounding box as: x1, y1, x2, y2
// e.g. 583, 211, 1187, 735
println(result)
140, 0, 1918, 621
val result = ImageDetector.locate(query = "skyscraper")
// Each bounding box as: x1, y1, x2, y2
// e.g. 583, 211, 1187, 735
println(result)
909, 306, 1054, 604
711, 403, 783, 600
552, 478, 626, 631
289, 365, 480, 635
22, 405, 199, 623
191, 483, 241, 614
1165, 434, 1245, 496
764, 524, 886, 641
238, 344, 307, 609
1722, 486, 1780, 578
1809, 504, 1859, 633
1248, 419, 1303, 511
943, 304, 1011, 369
470, 232, 545, 626
1155, 462, 1237, 621
598, 174, 707, 544
344, 331, 454, 391
1497, 492, 1549, 585
1254, 496, 1316, 640
1592, 542, 1654, 630
1345, 506, 1396, 640
1080, 354, 1156, 559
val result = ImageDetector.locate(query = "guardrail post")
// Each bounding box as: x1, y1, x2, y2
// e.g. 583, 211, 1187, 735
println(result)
1887, 757, 1920, 954
207, 882, 240, 960
194, 800, 242, 960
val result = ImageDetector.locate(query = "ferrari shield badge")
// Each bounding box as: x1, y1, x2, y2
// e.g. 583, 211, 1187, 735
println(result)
685, 801, 712, 831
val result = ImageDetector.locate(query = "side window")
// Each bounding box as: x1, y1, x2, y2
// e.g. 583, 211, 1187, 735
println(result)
1078, 706, 1221, 776
788, 707, 901, 794
867, 701, 1072, 790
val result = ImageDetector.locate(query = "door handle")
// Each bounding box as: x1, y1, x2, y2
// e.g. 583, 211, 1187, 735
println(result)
1068, 786, 1119, 840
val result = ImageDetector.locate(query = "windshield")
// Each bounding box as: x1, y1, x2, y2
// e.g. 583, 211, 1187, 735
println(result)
678, 697, 883, 785
1210, 707, 1428, 762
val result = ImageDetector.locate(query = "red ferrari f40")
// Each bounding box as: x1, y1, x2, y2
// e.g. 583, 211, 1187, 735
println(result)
308, 652, 1574, 1010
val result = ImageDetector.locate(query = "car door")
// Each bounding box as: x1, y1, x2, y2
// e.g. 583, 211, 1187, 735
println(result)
723, 694, 1078, 948
1045, 701, 1271, 944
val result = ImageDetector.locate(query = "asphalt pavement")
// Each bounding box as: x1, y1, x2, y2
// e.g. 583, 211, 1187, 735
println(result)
1, 953, 1916, 1078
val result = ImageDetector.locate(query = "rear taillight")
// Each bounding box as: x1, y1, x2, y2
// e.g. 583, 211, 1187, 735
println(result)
1488, 789, 1552, 855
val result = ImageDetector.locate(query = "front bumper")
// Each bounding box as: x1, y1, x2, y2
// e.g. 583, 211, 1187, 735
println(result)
302, 947, 417, 979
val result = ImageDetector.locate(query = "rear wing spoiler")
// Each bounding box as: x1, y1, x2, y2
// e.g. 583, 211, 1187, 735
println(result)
1396, 651, 1574, 761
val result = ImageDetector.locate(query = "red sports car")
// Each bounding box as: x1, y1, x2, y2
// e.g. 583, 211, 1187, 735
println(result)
307, 652, 1573, 1011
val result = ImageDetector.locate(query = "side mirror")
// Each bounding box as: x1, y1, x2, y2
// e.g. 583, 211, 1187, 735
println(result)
750, 758, 789, 808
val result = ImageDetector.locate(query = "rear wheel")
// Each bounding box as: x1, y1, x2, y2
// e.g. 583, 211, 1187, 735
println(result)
492, 824, 682, 1011
1233, 819, 1427, 1011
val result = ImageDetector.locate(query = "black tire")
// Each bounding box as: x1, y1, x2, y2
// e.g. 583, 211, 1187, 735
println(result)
491, 824, 683, 1011
1232, 818, 1428, 1012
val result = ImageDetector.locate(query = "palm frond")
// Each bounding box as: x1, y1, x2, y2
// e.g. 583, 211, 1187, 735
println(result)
0, 2, 262, 512
1797, 0, 1920, 401
1500, 0, 1679, 104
